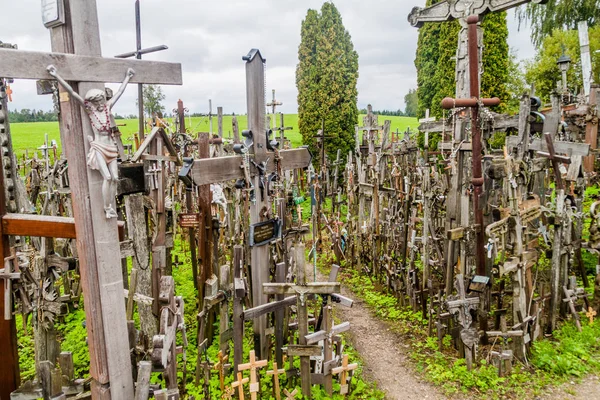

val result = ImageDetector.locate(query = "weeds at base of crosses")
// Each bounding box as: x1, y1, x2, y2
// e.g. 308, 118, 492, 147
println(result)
317, 255, 600, 400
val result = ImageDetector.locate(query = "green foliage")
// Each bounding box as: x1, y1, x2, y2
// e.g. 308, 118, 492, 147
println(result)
525, 25, 600, 103
505, 49, 529, 114
56, 309, 91, 379
481, 12, 509, 113
296, 2, 359, 166
404, 88, 418, 117
140, 84, 166, 117
517, 0, 600, 46
8, 108, 58, 123
415, 5, 510, 118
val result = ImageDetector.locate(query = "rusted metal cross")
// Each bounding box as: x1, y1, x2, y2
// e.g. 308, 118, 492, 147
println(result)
536, 132, 571, 191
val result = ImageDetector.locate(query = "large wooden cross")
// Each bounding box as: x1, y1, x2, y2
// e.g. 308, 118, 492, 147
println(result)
181, 49, 311, 359
0, 1, 182, 398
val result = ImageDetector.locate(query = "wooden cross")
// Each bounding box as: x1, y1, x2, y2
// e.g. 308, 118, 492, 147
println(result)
563, 285, 583, 332
0, 2, 183, 398
536, 132, 571, 191
267, 89, 283, 119
214, 350, 231, 393
238, 350, 268, 400
266, 361, 286, 400
0, 249, 20, 320
418, 109, 436, 124
231, 372, 249, 400
181, 49, 311, 359
5, 84, 12, 102
587, 307, 597, 325
283, 388, 298, 400
332, 354, 358, 395
263, 244, 340, 398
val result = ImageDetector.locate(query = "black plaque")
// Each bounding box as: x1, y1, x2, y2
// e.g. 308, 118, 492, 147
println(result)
249, 219, 281, 247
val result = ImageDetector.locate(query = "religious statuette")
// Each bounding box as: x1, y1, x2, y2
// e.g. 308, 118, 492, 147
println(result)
46, 64, 135, 218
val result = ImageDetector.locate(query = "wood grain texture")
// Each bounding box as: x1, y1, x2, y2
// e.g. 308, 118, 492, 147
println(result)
2, 214, 76, 238
0, 49, 182, 85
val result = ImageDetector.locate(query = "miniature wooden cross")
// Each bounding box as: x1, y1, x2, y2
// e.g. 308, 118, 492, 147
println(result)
267, 89, 283, 116
283, 388, 298, 400
231, 372, 249, 400
5, 85, 12, 102
563, 285, 583, 332
266, 361, 286, 400
214, 350, 231, 392
587, 307, 597, 325
0, 248, 20, 320
332, 354, 358, 395
238, 350, 268, 400
418, 109, 436, 124
221, 385, 235, 400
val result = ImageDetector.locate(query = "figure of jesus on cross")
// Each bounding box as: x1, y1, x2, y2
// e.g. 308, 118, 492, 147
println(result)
46, 64, 134, 218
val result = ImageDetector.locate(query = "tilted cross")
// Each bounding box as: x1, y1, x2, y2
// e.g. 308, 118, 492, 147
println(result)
332, 354, 358, 395
283, 388, 298, 400
238, 350, 268, 400
0, 1, 182, 397
231, 372, 249, 400
213, 350, 231, 393
267, 89, 283, 116
266, 361, 286, 400
587, 307, 597, 325
536, 132, 571, 191
0, 249, 20, 320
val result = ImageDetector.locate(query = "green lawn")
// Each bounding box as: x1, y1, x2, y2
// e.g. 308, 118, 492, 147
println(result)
9, 114, 418, 158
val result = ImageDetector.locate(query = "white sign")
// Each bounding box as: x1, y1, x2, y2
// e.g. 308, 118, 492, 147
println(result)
41, 0, 65, 28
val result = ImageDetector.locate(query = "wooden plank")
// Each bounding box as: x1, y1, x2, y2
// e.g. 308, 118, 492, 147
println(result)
285, 345, 322, 357
419, 114, 519, 133
2, 213, 76, 238
263, 282, 340, 295
242, 296, 296, 320
189, 148, 311, 186
0, 49, 182, 84
305, 321, 350, 345
134, 361, 152, 400
505, 136, 589, 156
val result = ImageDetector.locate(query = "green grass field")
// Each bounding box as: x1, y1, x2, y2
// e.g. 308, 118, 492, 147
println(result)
9, 114, 418, 159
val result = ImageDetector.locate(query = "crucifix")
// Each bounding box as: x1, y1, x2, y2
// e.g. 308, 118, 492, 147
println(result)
263, 244, 340, 398
114, 0, 168, 140
180, 49, 311, 359
213, 350, 230, 393
283, 388, 298, 400
0, 0, 182, 398
446, 274, 480, 369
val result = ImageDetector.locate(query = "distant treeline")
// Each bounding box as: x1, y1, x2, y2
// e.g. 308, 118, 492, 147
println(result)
359, 108, 408, 117
9, 109, 58, 123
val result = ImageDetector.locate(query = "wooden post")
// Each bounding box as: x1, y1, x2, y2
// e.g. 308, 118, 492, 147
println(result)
50, 1, 134, 397
295, 243, 311, 397
244, 49, 270, 358
233, 245, 244, 374
584, 85, 599, 172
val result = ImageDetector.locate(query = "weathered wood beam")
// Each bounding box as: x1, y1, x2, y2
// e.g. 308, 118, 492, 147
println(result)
242, 296, 296, 321
0, 49, 182, 84
188, 148, 311, 186
262, 283, 340, 296
2, 214, 76, 238
505, 136, 589, 156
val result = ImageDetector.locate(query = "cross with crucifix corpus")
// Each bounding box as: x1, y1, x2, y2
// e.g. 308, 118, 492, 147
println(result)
0, 1, 182, 398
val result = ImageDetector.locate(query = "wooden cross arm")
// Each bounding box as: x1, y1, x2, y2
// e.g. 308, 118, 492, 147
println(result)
2, 214, 76, 238
285, 345, 322, 357
486, 330, 524, 338
262, 282, 340, 296
0, 49, 182, 85
242, 296, 296, 320
536, 151, 572, 164
506, 136, 589, 157
305, 321, 350, 345
188, 147, 311, 186
446, 297, 480, 309
441, 97, 501, 109
408, 0, 548, 28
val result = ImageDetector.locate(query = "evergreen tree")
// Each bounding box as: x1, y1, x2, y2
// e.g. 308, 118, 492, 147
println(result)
415, 3, 509, 118
404, 89, 418, 117
296, 3, 358, 164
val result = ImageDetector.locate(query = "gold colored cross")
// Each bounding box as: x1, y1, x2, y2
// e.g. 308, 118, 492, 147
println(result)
332, 354, 358, 395
283, 388, 298, 399
221, 385, 235, 400
231, 372, 249, 400
266, 361, 286, 400
238, 350, 268, 400
214, 350, 230, 392
587, 307, 597, 325
5, 85, 12, 102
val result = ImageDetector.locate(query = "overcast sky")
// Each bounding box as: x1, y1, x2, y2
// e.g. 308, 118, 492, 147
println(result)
4, 0, 535, 117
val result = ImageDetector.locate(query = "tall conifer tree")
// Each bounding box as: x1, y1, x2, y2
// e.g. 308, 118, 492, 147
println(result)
296, 2, 358, 164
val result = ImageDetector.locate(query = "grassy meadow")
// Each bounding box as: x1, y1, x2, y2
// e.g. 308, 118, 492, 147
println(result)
9, 114, 418, 159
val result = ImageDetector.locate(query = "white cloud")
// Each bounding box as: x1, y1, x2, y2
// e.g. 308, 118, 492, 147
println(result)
4, 1, 537, 118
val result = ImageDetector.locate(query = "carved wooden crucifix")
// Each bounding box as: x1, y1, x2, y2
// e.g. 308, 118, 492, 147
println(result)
0, 0, 182, 398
